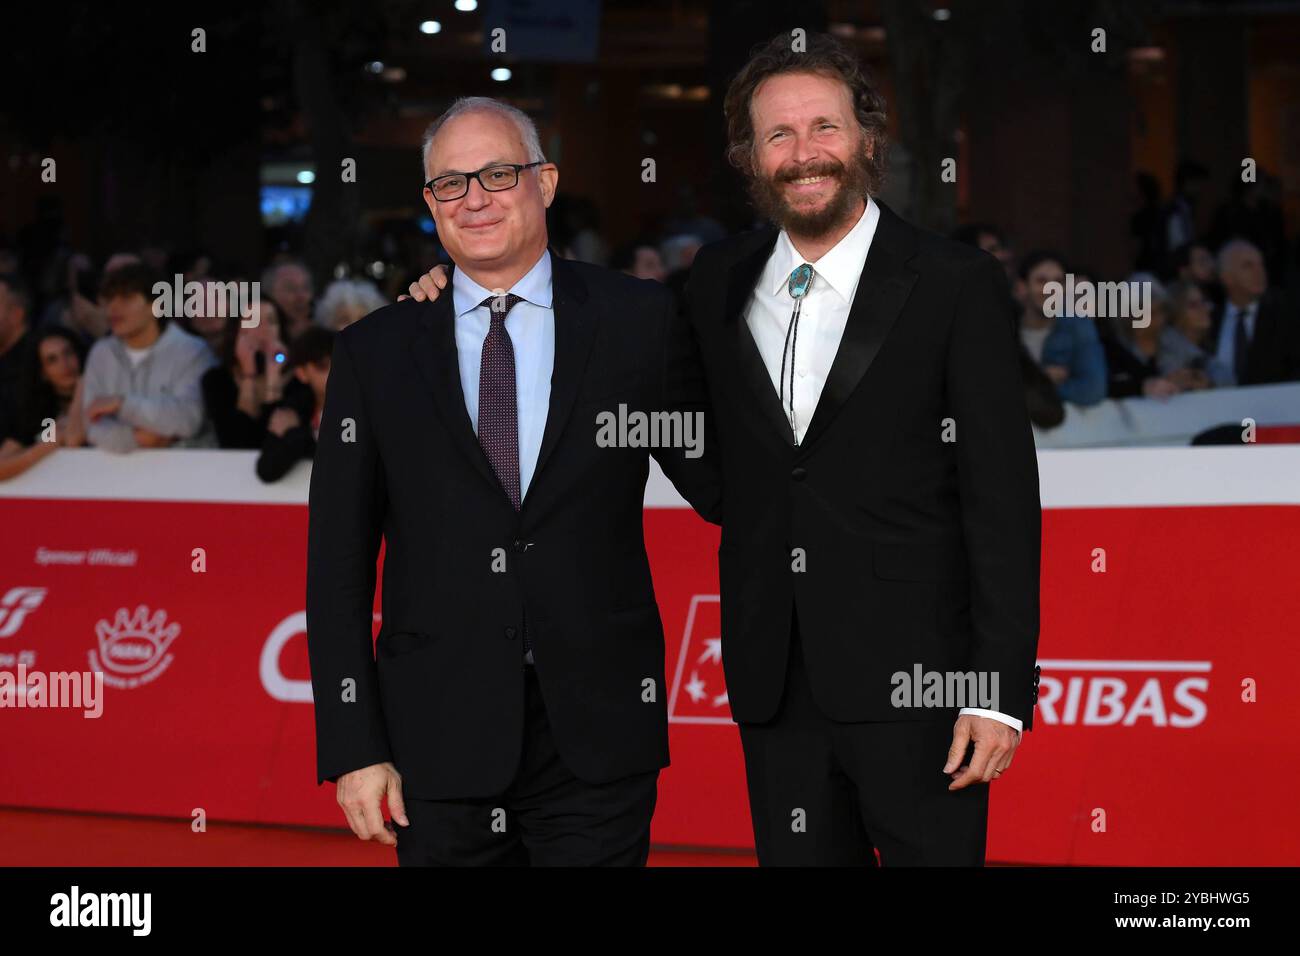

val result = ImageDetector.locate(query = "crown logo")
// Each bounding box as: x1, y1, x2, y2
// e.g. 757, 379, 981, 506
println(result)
94, 606, 180, 676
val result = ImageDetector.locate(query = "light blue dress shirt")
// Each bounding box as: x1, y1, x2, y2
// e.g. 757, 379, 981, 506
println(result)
451, 250, 555, 498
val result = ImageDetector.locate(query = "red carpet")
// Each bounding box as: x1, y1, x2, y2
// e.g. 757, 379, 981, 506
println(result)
0, 808, 756, 867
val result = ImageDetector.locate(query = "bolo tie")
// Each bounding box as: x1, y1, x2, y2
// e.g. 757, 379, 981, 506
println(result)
780, 263, 814, 441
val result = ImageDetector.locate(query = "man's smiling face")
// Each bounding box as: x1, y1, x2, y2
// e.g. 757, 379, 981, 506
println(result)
422, 110, 556, 274
747, 71, 872, 238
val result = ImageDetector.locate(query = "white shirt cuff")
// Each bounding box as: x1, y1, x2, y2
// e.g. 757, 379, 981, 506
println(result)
959, 708, 1023, 733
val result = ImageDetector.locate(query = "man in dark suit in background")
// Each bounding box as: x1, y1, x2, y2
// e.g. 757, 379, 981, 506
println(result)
306, 96, 717, 865
681, 32, 1041, 865
1211, 238, 1300, 386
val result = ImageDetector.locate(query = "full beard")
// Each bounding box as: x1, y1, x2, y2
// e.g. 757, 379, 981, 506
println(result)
749, 151, 871, 240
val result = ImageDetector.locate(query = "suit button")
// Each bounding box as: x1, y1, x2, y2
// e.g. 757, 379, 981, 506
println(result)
504, 626, 517, 640
791, 466, 807, 481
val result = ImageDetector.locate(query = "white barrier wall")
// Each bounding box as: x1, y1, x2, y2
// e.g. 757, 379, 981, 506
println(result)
1032, 381, 1300, 449
3, 445, 1300, 508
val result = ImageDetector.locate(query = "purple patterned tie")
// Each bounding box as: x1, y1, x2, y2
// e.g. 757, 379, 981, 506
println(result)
477, 293, 523, 510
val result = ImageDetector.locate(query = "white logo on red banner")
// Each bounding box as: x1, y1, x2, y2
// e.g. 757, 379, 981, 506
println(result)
668, 595, 732, 724
0, 587, 47, 639
88, 606, 180, 689
1037, 659, 1210, 727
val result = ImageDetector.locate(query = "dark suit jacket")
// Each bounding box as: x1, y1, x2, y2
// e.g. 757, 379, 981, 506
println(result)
683, 200, 1043, 729
1210, 293, 1300, 386
306, 252, 719, 799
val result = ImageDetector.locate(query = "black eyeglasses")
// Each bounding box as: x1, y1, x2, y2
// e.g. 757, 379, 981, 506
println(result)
424, 162, 543, 202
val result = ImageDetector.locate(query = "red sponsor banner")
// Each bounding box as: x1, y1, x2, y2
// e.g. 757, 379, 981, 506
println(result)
1, 449, 1298, 864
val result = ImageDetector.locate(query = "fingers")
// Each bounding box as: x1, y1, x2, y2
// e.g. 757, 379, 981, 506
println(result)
406, 281, 425, 302
432, 265, 449, 288
417, 273, 441, 300
363, 798, 396, 846
387, 774, 409, 828
943, 722, 970, 774
949, 736, 995, 790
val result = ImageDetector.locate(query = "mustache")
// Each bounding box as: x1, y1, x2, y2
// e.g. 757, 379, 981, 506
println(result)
771, 159, 845, 183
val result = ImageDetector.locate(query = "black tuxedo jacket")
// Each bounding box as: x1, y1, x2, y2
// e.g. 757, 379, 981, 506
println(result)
1209, 293, 1300, 386
306, 253, 719, 799
683, 200, 1043, 729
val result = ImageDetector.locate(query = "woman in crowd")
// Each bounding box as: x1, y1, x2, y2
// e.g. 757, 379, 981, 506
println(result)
313, 278, 386, 331
200, 298, 296, 449
1159, 278, 1231, 389
0, 327, 87, 480
256, 326, 333, 483
1099, 274, 1183, 399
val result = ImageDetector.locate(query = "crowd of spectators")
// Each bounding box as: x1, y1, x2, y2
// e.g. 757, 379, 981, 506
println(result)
0, 249, 379, 482
2, 162, 1298, 480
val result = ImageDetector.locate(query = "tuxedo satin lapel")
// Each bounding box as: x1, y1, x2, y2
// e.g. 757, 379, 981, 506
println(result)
412, 280, 500, 492
529, 253, 595, 497
800, 202, 918, 448
725, 229, 795, 446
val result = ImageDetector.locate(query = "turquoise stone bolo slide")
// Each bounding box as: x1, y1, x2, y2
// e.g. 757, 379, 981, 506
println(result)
788, 262, 814, 299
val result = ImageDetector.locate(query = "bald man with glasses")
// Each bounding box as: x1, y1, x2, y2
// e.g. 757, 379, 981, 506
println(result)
306, 96, 719, 866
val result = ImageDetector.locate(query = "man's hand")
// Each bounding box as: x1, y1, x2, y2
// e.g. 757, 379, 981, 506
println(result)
944, 714, 1020, 790
267, 407, 301, 437
1044, 364, 1069, 386
132, 428, 174, 448
1142, 376, 1180, 399
336, 761, 408, 846
400, 264, 451, 303
87, 395, 123, 421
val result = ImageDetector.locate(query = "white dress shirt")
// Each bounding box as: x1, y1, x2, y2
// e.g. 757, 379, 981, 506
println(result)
451, 250, 554, 499
745, 198, 879, 445
743, 198, 1022, 734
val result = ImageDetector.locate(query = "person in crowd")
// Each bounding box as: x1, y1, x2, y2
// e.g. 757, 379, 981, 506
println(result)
1211, 175, 1288, 283
0, 273, 36, 443
1212, 238, 1300, 386
1164, 160, 1209, 257
1170, 240, 1216, 288
81, 263, 217, 453
1160, 279, 1229, 389
952, 222, 1015, 285
610, 240, 667, 282
952, 227, 1063, 428
38, 252, 107, 340
313, 278, 387, 331
201, 298, 297, 449
182, 277, 230, 357
262, 259, 314, 341
255, 325, 332, 482
1015, 251, 1107, 406
1099, 274, 1182, 399
0, 327, 86, 480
